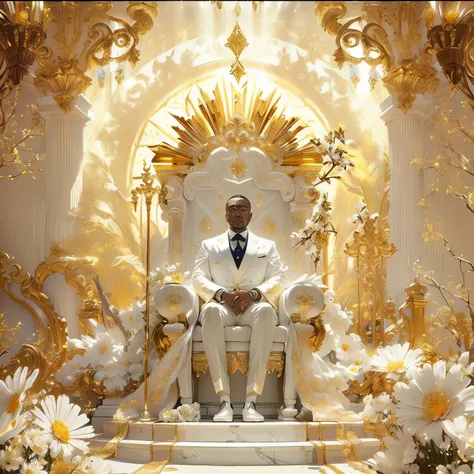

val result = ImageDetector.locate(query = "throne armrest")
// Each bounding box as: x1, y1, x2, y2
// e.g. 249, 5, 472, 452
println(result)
153, 283, 199, 324
151, 283, 199, 359
278, 282, 325, 326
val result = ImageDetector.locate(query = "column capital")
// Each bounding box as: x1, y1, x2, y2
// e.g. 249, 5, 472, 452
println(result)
380, 95, 433, 126
36, 94, 92, 123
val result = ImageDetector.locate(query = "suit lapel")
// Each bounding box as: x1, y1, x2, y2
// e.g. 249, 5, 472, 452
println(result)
216, 232, 236, 277
234, 231, 259, 289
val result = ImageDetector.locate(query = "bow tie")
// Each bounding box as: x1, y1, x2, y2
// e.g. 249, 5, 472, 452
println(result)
231, 233, 246, 242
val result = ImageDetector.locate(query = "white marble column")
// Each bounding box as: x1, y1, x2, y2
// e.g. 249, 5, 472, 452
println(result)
37, 95, 91, 336
380, 96, 441, 305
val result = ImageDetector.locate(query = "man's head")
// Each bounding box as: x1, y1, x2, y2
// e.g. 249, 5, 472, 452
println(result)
225, 195, 252, 233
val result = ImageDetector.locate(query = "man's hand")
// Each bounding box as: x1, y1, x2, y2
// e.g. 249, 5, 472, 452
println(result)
231, 290, 253, 316
221, 290, 253, 315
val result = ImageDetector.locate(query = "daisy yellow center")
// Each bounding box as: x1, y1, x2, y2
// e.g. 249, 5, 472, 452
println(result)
342, 343, 350, 351
421, 391, 450, 420
6, 393, 21, 414
52, 420, 70, 443
386, 360, 405, 372
467, 440, 474, 447
25, 470, 34, 474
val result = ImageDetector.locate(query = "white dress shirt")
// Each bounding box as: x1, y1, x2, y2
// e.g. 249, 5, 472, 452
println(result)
228, 229, 248, 251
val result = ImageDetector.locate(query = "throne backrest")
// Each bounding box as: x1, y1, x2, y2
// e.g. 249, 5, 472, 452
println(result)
162, 146, 319, 280
181, 147, 297, 276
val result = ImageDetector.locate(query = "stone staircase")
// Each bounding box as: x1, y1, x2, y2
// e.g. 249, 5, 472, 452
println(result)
89, 418, 381, 468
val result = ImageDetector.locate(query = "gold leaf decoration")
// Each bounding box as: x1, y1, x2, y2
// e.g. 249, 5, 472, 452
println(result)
231, 157, 248, 179
199, 216, 214, 234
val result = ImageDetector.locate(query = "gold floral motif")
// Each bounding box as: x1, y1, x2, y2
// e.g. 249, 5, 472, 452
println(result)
231, 157, 248, 179
295, 292, 315, 319
192, 352, 284, 377
255, 194, 263, 208
227, 351, 249, 375
263, 217, 276, 237
382, 56, 439, 114
166, 292, 182, 313
199, 216, 214, 234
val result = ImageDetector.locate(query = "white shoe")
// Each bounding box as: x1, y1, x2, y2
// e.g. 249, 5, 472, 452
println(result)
213, 401, 233, 422
242, 402, 264, 422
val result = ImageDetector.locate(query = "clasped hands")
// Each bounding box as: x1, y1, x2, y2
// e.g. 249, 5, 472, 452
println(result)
221, 290, 253, 316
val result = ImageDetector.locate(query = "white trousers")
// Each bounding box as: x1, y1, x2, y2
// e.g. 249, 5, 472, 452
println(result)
199, 301, 277, 396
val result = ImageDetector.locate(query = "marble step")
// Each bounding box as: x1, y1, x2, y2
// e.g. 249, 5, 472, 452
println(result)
89, 437, 381, 465
102, 420, 367, 443
102, 460, 374, 474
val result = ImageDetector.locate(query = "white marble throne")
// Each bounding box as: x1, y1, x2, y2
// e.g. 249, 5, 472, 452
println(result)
155, 147, 322, 419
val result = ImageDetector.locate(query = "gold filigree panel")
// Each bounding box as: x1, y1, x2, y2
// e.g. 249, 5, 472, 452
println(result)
192, 351, 284, 377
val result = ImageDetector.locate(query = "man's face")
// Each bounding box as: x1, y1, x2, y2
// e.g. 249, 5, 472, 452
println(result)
225, 197, 252, 232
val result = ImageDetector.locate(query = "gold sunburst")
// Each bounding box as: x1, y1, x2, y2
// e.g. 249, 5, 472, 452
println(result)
149, 81, 322, 168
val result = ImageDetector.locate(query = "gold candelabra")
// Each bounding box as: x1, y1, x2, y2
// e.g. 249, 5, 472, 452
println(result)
131, 161, 167, 422
0, 1, 49, 90
425, 1, 474, 108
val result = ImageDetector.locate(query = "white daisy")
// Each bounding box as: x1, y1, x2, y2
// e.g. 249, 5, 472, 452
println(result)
20, 459, 47, 474
394, 361, 474, 444
323, 297, 353, 335
0, 366, 39, 416
370, 342, 423, 381
23, 428, 49, 456
119, 300, 145, 333
55, 354, 87, 385
82, 327, 125, 367
32, 394, 95, 459
0, 412, 29, 444
0, 445, 23, 472
335, 333, 363, 361
443, 415, 474, 461
368, 429, 418, 474
363, 392, 394, 424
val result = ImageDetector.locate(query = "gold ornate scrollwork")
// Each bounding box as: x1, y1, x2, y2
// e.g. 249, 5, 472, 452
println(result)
151, 313, 189, 359
346, 371, 396, 400
334, 16, 393, 70
315, 2, 440, 112
0, 244, 102, 391
308, 305, 327, 352
151, 317, 171, 359
34, 1, 159, 112
345, 211, 396, 347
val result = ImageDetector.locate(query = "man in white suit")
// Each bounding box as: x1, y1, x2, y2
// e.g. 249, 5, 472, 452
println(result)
192, 195, 287, 422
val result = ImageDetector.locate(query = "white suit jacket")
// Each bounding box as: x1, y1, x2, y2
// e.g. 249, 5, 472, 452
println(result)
192, 230, 288, 308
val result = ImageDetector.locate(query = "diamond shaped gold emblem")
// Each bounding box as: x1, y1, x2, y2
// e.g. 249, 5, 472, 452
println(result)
225, 23, 249, 59
230, 59, 246, 83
